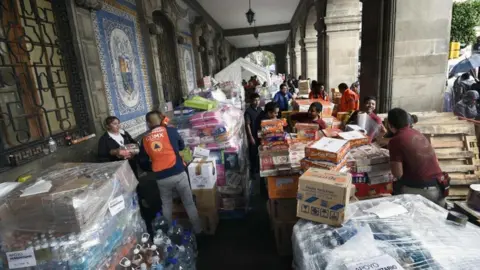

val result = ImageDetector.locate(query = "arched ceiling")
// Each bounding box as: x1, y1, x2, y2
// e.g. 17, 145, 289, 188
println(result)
196, 0, 300, 48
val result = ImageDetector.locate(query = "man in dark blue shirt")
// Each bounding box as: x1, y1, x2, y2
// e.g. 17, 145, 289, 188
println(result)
245, 93, 263, 175
273, 83, 293, 113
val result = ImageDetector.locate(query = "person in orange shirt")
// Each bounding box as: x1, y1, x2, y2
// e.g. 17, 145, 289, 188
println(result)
338, 82, 359, 112
309, 81, 329, 101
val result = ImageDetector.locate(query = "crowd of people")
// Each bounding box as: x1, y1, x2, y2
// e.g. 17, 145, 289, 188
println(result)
245, 76, 447, 206
452, 72, 480, 119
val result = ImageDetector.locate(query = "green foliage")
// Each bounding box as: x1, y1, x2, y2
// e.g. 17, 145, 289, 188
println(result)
451, 0, 480, 44
246, 51, 276, 69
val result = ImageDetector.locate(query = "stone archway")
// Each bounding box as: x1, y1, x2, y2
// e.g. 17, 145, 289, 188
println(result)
305, 5, 318, 82
294, 25, 302, 79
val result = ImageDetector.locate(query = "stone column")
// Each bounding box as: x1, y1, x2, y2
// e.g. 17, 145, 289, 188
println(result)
305, 37, 318, 81
324, 0, 361, 89
295, 48, 302, 78
286, 54, 291, 75
389, 0, 452, 111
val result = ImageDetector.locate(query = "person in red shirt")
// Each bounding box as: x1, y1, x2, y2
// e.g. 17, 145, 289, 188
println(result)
387, 108, 445, 206
338, 83, 359, 112
291, 102, 327, 130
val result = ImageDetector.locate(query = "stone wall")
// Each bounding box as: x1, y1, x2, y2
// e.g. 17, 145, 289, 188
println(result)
390, 0, 453, 111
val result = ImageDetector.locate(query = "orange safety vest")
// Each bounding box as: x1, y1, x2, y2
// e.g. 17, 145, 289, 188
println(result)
142, 126, 177, 172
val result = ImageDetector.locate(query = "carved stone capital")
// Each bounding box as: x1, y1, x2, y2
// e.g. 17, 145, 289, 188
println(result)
177, 36, 185, 44
148, 23, 163, 35
299, 38, 305, 48
75, 0, 102, 10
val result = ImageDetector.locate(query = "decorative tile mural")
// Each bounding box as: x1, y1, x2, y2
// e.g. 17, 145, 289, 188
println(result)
92, 1, 152, 137
181, 43, 196, 92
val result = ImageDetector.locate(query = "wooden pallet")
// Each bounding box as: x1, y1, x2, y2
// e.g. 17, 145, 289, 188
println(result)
377, 112, 480, 200
414, 113, 479, 200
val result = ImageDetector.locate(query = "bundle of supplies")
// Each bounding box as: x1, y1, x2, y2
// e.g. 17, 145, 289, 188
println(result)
346, 144, 393, 198
296, 168, 353, 226
338, 131, 369, 148
295, 123, 320, 141
0, 161, 146, 269
301, 137, 350, 172
293, 194, 480, 270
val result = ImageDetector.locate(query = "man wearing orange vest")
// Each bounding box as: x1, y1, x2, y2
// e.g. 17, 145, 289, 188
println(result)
138, 111, 202, 233
338, 82, 359, 113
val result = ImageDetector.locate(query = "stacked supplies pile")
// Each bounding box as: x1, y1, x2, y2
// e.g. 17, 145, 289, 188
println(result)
293, 194, 480, 270
346, 144, 394, 198
300, 137, 351, 172
0, 162, 145, 269
259, 119, 293, 177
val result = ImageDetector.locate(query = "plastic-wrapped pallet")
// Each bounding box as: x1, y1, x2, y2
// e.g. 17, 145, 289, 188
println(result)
0, 161, 145, 269
293, 194, 480, 270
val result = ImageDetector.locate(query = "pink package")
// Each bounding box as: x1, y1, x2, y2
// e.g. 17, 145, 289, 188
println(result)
192, 121, 207, 129
202, 110, 221, 121
204, 119, 225, 128
216, 164, 226, 186
189, 112, 204, 123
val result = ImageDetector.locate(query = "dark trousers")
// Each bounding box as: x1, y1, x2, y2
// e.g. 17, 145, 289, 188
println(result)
248, 142, 260, 175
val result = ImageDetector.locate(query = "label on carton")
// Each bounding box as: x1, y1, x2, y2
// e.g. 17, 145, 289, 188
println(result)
345, 254, 404, 270
193, 147, 210, 158
310, 137, 348, 152
109, 195, 125, 216
6, 248, 37, 269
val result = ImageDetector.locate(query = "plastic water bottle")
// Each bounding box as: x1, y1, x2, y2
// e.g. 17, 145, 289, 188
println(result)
140, 233, 151, 253
165, 258, 179, 270
48, 137, 57, 153
168, 220, 184, 246
183, 230, 197, 257
179, 240, 195, 268
131, 245, 143, 267
154, 231, 172, 251
150, 244, 161, 266
152, 212, 170, 235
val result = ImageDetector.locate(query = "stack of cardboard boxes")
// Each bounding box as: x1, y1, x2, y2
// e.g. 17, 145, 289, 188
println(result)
346, 144, 394, 198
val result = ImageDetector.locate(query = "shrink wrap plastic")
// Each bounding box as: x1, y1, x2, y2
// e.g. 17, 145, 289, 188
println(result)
0, 161, 145, 270
293, 194, 480, 270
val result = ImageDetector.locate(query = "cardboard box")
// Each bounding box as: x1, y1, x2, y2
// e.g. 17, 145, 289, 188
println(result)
300, 157, 347, 172
267, 199, 298, 221
346, 144, 390, 167
323, 117, 342, 129
305, 137, 350, 163
295, 123, 320, 141
354, 162, 391, 173
295, 100, 334, 117
322, 128, 342, 138
338, 131, 369, 148
188, 158, 217, 190
296, 168, 352, 226
354, 182, 393, 198
260, 149, 290, 176
199, 209, 219, 235
193, 185, 217, 210
272, 219, 296, 256
268, 175, 300, 199
298, 80, 310, 95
